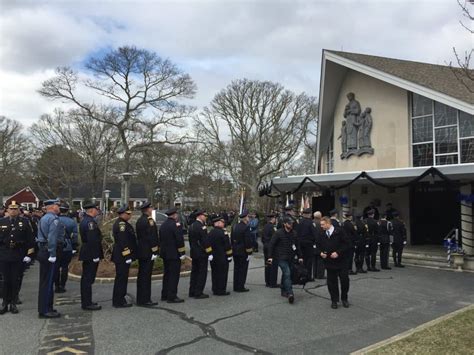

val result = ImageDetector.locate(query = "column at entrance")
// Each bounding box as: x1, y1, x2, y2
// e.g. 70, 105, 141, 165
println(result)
460, 184, 473, 256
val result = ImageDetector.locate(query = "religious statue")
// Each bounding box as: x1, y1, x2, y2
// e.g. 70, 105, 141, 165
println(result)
340, 93, 374, 159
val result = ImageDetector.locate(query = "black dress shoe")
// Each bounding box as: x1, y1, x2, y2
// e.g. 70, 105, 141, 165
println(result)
372, 268, 380, 272
16, 299, 22, 305
348, 270, 357, 275
269, 285, 280, 288
331, 302, 338, 309
9, 304, 19, 314
137, 301, 158, 307
288, 294, 295, 304
398, 264, 405, 268
234, 288, 249, 293
188, 293, 195, 298
167, 298, 184, 304
342, 300, 350, 308
39, 312, 61, 319
194, 294, 209, 299
381, 267, 392, 270
214, 292, 230, 296
82, 304, 102, 311
317, 276, 327, 279
0, 304, 8, 315
55, 287, 66, 294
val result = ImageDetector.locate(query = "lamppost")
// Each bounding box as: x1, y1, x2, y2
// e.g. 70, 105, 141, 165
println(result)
120, 172, 134, 207
103, 189, 111, 214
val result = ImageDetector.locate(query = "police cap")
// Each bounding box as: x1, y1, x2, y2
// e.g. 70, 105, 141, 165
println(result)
140, 202, 151, 210
44, 199, 60, 206
83, 202, 99, 210
302, 208, 312, 214
117, 205, 132, 214
329, 208, 338, 215
239, 209, 249, 218
212, 215, 225, 224
195, 209, 207, 217
59, 203, 70, 211
165, 207, 178, 216
282, 216, 294, 225
7, 200, 20, 209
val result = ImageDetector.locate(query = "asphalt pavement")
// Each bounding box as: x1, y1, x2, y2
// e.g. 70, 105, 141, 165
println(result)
1, 255, 473, 355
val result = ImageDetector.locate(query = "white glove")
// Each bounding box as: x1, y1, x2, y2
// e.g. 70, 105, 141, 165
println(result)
227, 257, 232, 262
48, 256, 57, 263
179, 255, 186, 260
125, 259, 132, 264
72, 250, 77, 255
93, 258, 100, 263
246, 255, 251, 262
208, 255, 214, 261
23, 256, 31, 263
377, 242, 380, 246
313, 244, 316, 249
403, 241, 407, 245
365, 245, 369, 248
151, 254, 157, 261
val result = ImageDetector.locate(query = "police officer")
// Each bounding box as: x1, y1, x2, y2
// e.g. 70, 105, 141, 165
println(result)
135, 202, 159, 307
0, 201, 35, 314
209, 215, 233, 296
36, 199, 62, 318
354, 213, 367, 273
262, 213, 278, 287
391, 211, 407, 267
159, 207, 186, 303
342, 212, 357, 275
378, 213, 393, 270
329, 209, 341, 228
112, 205, 137, 308
79, 202, 103, 311
312, 211, 326, 279
55, 203, 78, 293
296, 208, 317, 281
365, 210, 380, 272
231, 210, 253, 292
188, 210, 213, 299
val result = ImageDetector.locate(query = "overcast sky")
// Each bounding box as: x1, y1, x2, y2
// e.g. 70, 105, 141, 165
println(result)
0, 0, 471, 127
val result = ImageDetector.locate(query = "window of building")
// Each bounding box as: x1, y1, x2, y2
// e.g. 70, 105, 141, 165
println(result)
411, 93, 474, 166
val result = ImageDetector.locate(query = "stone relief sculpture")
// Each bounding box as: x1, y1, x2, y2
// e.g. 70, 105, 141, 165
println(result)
340, 93, 374, 159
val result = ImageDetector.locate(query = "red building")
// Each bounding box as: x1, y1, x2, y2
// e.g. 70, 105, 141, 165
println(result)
4, 186, 40, 209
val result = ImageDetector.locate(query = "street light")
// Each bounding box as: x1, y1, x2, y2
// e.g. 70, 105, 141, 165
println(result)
103, 189, 111, 214
120, 172, 135, 207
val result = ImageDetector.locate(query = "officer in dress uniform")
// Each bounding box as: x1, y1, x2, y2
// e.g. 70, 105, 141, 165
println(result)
365, 210, 380, 272
112, 205, 137, 308
0, 201, 35, 314
159, 207, 186, 303
79, 202, 103, 311
354, 213, 367, 273
188, 210, 213, 299
135, 202, 159, 307
391, 211, 407, 267
296, 208, 317, 281
329, 209, 341, 228
36, 199, 62, 318
262, 213, 278, 287
209, 215, 233, 296
231, 210, 253, 292
378, 213, 393, 270
55, 203, 78, 293
342, 212, 358, 275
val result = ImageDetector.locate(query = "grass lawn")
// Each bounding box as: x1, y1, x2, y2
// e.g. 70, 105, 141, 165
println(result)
368, 307, 474, 355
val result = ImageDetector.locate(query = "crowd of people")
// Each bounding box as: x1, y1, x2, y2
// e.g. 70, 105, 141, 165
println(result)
0, 198, 407, 318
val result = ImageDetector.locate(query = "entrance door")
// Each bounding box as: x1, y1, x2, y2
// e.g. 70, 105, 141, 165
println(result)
312, 191, 335, 217
409, 183, 460, 245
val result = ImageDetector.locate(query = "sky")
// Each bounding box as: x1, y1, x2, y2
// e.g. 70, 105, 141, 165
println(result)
0, 0, 472, 127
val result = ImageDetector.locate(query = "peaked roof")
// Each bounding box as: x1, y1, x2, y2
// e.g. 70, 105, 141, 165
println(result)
327, 50, 474, 105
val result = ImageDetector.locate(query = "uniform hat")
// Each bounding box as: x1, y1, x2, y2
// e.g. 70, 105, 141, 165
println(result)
83, 202, 99, 210
7, 200, 20, 209
117, 205, 132, 214
282, 216, 294, 225
284, 205, 295, 211
367, 209, 375, 215
329, 208, 338, 215
212, 215, 225, 224
355, 212, 363, 218
195, 209, 207, 217
302, 208, 312, 214
239, 209, 249, 218
344, 211, 352, 217
59, 203, 70, 211
44, 199, 60, 206
165, 207, 178, 216
140, 202, 151, 210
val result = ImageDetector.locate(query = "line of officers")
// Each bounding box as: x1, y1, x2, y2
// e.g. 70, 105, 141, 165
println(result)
262, 205, 408, 289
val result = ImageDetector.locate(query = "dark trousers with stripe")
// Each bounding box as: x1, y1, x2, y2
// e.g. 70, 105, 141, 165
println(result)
113, 262, 130, 306
137, 258, 153, 304
233, 255, 249, 291
81, 261, 98, 307
0, 260, 22, 305
189, 257, 208, 297
55, 251, 73, 289
211, 260, 229, 294
162, 259, 181, 301
37, 250, 56, 314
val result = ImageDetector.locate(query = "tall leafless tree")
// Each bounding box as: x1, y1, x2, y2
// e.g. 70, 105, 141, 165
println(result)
196, 79, 317, 207
38, 46, 197, 173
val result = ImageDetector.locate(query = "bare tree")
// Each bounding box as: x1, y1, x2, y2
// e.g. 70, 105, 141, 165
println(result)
451, 0, 474, 93
0, 116, 31, 200
30, 108, 121, 196
39, 46, 197, 173
196, 79, 317, 207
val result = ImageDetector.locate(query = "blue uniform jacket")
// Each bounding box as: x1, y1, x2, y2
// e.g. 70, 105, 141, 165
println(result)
37, 212, 62, 258
59, 215, 78, 251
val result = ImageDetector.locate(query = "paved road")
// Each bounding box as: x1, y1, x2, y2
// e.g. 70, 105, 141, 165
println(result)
1, 255, 473, 354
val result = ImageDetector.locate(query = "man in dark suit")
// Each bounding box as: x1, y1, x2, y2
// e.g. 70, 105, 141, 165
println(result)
296, 208, 317, 281
159, 207, 186, 303
231, 210, 253, 292
209, 216, 233, 296
316, 216, 351, 309
262, 213, 278, 287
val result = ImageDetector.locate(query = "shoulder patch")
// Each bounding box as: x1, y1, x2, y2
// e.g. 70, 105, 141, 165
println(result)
119, 222, 126, 232
54, 219, 59, 226
88, 222, 95, 231
148, 218, 155, 226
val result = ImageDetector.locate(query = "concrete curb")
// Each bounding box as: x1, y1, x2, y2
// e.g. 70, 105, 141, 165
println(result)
350, 303, 474, 354
68, 270, 191, 284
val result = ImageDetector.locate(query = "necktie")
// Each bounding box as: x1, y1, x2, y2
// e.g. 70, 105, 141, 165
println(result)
326, 231, 330, 238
